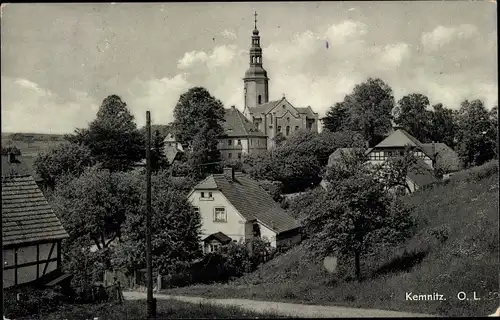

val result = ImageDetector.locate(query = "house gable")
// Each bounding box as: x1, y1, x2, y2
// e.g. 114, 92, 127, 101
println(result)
268, 97, 301, 117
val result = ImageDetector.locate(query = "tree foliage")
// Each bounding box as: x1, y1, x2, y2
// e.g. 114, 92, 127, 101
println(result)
306, 150, 416, 280
1, 145, 21, 156
65, 95, 145, 172
393, 93, 433, 143
172, 87, 226, 178
322, 78, 394, 146
34, 143, 95, 188
429, 103, 457, 148
150, 129, 169, 172
113, 170, 202, 275
454, 99, 496, 168
51, 165, 142, 251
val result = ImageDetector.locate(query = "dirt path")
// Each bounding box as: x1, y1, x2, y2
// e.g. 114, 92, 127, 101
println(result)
123, 291, 436, 318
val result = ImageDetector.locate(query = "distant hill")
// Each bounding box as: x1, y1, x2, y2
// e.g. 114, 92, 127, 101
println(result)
1, 132, 67, 157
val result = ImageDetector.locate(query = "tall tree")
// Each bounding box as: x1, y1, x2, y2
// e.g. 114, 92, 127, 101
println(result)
113, 171, 202, 275
66, 95, 145, 172
393, 93, 432, 143
51, 165, 142, 252
34, 142, 95, 189
324, 78, 394, 147
172, 87, 226, 177
454, 99, 496, 168
428, 103, 457, 147
489, 105, 498, 159
321, 102, 349, 133
305, 150, 416, 281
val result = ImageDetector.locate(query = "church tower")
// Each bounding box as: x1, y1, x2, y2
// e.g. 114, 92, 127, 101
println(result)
243, 12, 269, 111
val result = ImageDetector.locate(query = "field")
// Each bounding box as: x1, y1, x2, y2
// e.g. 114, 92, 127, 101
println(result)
1, 132, 67, 157
162, 161, 500, 317
11, 298, 283, 319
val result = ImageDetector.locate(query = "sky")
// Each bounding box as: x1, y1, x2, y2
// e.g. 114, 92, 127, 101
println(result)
1, 2, 497, 134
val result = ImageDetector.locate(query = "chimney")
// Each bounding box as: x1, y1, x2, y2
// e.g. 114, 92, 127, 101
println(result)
8, 152, 16, 163
223, 167, 235, 181
231, 105, 236, 110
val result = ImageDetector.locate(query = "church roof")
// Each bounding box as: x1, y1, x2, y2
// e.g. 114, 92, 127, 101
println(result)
223, 107, 266, 137
192, 172, 300, 234
248, 98, 317, 117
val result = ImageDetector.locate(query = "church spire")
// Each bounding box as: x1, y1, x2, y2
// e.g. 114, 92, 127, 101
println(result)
243, 11, 269, 111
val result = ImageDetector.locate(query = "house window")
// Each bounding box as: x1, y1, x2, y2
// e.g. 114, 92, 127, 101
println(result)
228, 139, 232, 146
237, 139, 242, 146
238, 153, 242, 160
208, 192, 213, 198
201, 192, 205, 198
295, 126, 299, 131
286, 126, 290, 136
287, 117, 290, 122
270, 114, 273, 122
258, 95, 262, 104
228, 153, 232, 159
257, 140, 260, 146
193, 206, 199, 215
214, 207, 227, 222
250, 139, 253, 146
209, 243, 220, 252
277, 126, 282, 132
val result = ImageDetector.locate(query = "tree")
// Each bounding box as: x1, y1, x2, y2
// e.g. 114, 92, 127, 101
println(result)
273, 132, 287, 147
454, 99, 496, 168
378, 145, 427, 194
393, 93, 433, 143
489, 105, 498, 159
150, 129, 168, 172
34, 143, 95, 189
172, 87, 226, 178
113, 170, 202, 275
323, 78, 394, 147
305, 152, 415, 281
1, 145, 21, 156
428, 103, 457, 148
51, 166, 142, 252
321, 102, 350, 133
66, 95, 145, 172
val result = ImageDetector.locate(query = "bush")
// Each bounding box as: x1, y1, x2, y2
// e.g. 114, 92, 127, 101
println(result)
4, 288, 66, 319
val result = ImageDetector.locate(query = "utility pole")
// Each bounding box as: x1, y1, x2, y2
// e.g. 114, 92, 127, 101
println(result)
145, 111, 156, 319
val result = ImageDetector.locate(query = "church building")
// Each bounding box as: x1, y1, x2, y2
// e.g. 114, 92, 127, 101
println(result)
240, 13, 319, 150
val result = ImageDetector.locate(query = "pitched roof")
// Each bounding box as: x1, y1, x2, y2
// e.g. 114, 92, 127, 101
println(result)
193, 173, 300, 234
407, 159, 438, 187
2, 175, 69, 246
203, 231, 232, 244
224, 107, 266, 137
295, 107, 317, 117
165, 147, 183, 164
248, 100, 281, 115
374, 129, 425, 150
421, 142, 461, 172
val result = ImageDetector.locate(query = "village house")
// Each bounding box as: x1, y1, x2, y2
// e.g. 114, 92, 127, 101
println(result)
218, 106, 268, 161
2, 152, 70, 290
187, 167, 302, 253
163, 132, 185, 165
323, 129, 461, 193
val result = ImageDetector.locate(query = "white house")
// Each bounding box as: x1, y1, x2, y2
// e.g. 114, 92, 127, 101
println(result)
187, 167, 302, 253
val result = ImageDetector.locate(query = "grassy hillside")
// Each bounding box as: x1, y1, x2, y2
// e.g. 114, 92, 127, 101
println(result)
164, 161, 499, 317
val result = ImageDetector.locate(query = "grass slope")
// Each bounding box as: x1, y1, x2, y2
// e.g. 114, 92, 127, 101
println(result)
164, 161, 500, 317
15, 299, 283, 319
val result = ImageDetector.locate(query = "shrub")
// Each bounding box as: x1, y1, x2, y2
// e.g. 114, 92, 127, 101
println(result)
4, 288, 66, 319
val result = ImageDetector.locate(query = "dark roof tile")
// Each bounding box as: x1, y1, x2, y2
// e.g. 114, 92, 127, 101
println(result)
223, 107, 266, 137
2, 175, 69, 246
193, 172, 300, 234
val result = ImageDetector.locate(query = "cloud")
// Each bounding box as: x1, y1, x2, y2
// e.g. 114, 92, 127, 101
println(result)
177, 45, 240, 70
221, 29, 237, 40
421, 24, 479, 51
127, 74, 191, 126
324, 20, 367, 46
1, 76, 99, 134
